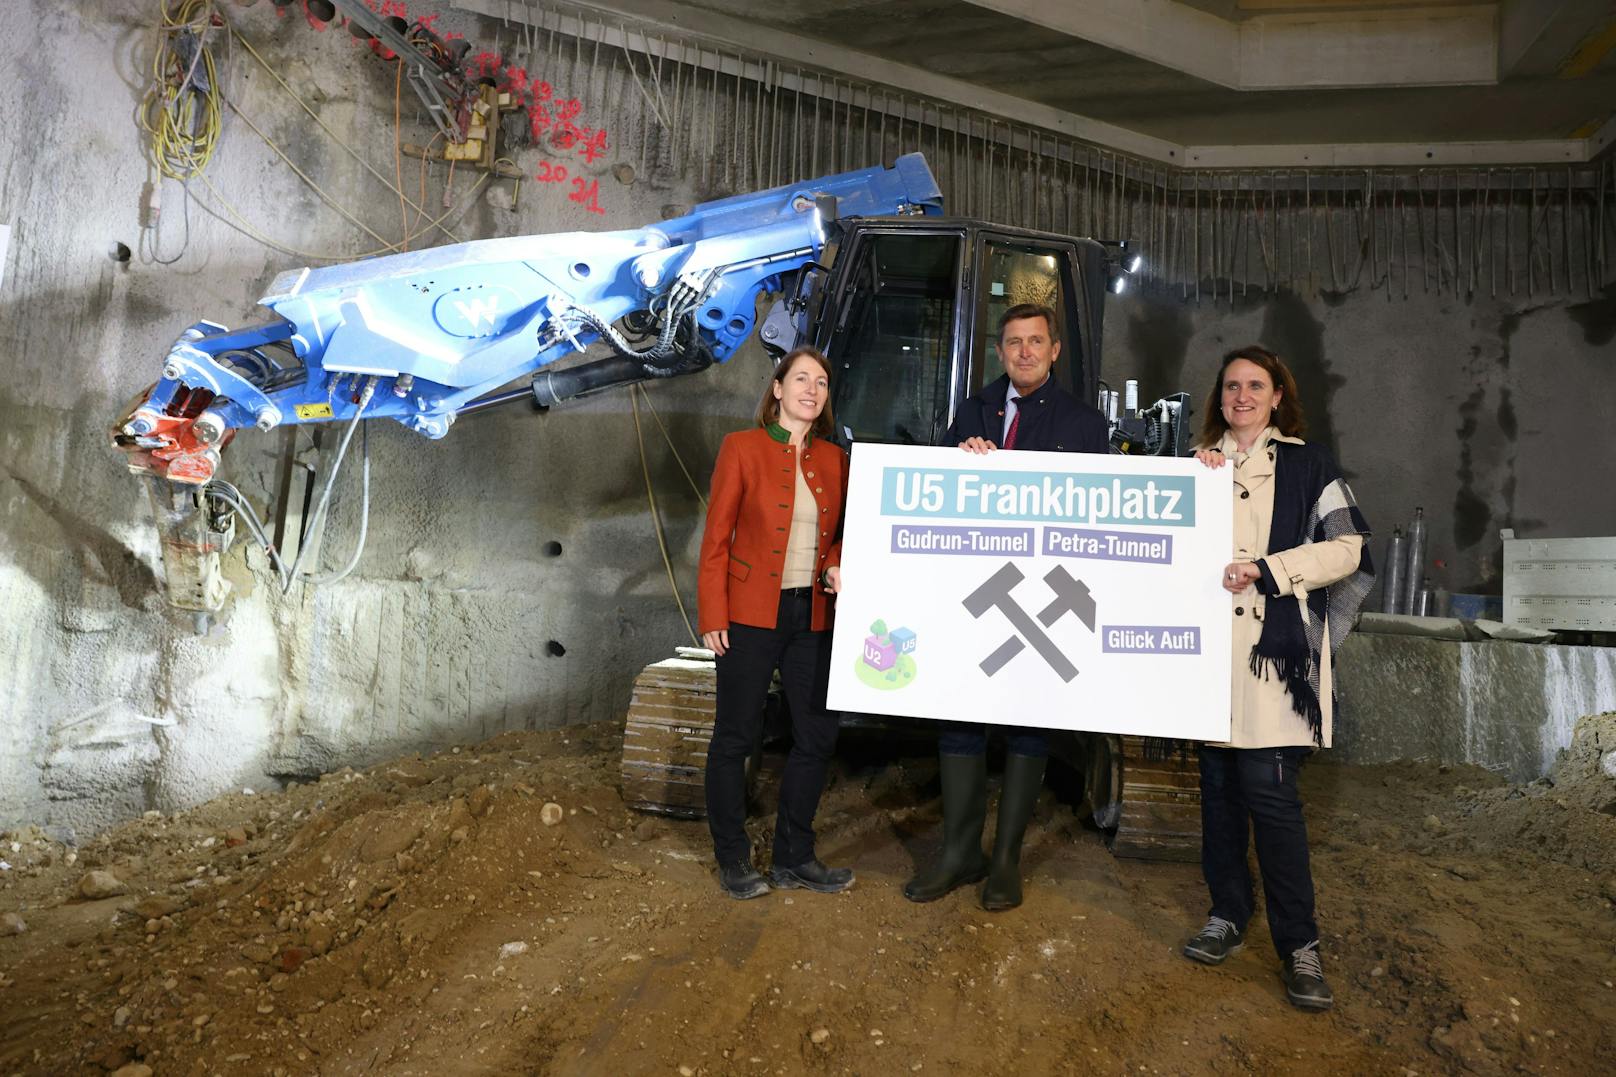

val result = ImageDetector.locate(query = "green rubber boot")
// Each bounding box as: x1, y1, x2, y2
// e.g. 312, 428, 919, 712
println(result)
980, 753, 1047, 911
903, 753, 989, 903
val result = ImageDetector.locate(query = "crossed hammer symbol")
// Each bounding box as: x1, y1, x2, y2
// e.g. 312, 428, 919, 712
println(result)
962, 562, 1096, 682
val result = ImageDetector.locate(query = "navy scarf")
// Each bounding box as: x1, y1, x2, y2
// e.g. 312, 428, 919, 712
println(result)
1249, 440, 1374, 745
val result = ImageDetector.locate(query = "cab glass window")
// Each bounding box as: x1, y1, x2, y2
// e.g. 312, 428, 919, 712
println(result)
975, 240, 1078, 396
826, 233, 960, 445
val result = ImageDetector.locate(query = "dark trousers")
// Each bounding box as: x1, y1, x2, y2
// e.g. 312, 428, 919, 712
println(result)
937, 722, 1048, 758
1199, 745, 1318, 957
705, 589, 839, 868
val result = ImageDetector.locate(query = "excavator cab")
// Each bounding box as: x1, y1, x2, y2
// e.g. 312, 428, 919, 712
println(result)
622, 215, 1201, 862
808, 219, 1106, 447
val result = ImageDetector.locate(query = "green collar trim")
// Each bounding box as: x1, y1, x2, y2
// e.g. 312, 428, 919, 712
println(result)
765, 422, 812, 446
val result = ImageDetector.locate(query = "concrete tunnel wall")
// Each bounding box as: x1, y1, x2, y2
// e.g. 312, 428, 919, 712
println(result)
1102, 284, 1616, 602
2, 0, 1614, 836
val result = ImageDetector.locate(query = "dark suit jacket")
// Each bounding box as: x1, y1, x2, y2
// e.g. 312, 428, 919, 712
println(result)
698, 426, 847, 634
945, 374, 1110, 454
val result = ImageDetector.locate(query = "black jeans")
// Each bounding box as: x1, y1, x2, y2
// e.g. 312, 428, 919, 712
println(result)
936, 723, 1048, 758
705, 589, 839, 869
1198, 745, 1317, 957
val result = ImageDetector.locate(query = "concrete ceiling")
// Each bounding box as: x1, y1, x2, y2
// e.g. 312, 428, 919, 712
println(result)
498, 0, 1616, 166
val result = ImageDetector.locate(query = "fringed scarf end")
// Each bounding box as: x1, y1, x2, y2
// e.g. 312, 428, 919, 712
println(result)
1247, 646, 1325, 748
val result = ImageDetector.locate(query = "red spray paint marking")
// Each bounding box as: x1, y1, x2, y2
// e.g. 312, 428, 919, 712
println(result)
283, 1, 613, 215
568, 177, 605, 215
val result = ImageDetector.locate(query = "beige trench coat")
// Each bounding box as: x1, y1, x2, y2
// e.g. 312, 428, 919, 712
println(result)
1215, 427, 1364, 749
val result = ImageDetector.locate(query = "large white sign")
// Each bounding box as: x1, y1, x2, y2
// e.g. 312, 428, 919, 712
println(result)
827, 444, 1233, 741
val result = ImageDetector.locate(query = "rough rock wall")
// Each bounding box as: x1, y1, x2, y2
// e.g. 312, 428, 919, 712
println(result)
0, 0, 766, 835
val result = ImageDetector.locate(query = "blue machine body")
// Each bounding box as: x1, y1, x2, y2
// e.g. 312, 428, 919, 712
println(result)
123, 155, 941, 454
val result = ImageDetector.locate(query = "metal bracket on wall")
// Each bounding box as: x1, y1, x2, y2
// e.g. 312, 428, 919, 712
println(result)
331, 0, 471, 145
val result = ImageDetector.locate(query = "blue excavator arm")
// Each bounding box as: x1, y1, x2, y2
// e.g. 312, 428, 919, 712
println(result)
113, 154, 942, 484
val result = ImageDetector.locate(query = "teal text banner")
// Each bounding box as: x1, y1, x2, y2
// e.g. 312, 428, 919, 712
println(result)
880, 468, 1197, 528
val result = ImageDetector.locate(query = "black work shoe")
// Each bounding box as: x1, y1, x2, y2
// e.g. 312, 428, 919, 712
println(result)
718, 861, 770, 900
768, 858, 854, 893
1282, 941, 1334, 1011
1182, 916, 1246, 965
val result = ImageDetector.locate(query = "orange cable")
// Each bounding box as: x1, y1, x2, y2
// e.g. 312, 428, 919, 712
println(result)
394, 60, 408, 251
413, 131, 444, 239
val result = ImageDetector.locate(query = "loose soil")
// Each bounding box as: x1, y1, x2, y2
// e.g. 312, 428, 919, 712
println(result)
2, 716, 1614, 1076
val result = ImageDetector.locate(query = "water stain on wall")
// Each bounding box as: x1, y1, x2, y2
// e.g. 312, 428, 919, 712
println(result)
1124, 298, 1193, 406
1258, 292, 1343, 463
1453, 386, 1491, 552
1566, 284, 1616, 348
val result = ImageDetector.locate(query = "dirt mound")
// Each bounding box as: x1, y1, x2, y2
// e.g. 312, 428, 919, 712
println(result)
2, 724, 1613, 1075
1439, 712, 1616, 879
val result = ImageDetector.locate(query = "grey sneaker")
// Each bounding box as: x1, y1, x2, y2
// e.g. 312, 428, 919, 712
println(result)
1182, 916, 1245, 965
1282, 941, 1334, 1011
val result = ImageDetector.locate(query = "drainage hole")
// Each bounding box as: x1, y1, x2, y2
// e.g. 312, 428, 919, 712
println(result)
546, 640, 566, 657
543, 541, 563, 557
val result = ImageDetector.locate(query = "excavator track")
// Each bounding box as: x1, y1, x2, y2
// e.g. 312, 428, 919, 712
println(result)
619, 657, 719, 818
1082, 734, 1202, 861
621, 659, 1204, 862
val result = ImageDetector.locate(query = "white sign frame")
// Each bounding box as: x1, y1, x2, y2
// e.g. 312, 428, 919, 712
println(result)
827, 444, 1233, 741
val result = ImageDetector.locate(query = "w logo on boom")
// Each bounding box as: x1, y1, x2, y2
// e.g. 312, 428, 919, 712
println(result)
453, 294, 501, 331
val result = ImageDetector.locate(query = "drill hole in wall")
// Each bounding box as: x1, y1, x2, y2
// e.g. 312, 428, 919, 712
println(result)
546, 640, 566, 658
543, 541, 563, 557
109, 241, 131, 263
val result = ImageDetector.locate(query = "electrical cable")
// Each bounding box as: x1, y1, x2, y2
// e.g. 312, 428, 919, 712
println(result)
149, 177, 194, 266
143, 3, 486, 262
281, 378, 376, 592
226, 27, 464, 246
308, 421, 371, 585
142, 0, 224, 181
187, 163, 489, 263
395, 59, 410, 252
142, 0, 225, 265
631, 391, 699, 645
202, 481, 291, 589
633, 384, 706, 510
224, 100, 406, 253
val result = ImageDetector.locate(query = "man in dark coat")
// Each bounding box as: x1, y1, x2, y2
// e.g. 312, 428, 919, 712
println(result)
904, 302, 1110, 911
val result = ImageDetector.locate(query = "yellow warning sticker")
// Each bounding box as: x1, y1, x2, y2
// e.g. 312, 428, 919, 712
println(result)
295, 403, 334, 420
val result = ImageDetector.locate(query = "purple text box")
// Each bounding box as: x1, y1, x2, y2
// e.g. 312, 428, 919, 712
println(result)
1043, 526, 1172, 564
890, 524, 1034, 556
1101, 625, 1201, 654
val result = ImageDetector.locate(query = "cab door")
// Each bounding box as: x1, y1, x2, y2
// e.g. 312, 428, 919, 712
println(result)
965, 232, 1095, 410
815, 226, 970, 447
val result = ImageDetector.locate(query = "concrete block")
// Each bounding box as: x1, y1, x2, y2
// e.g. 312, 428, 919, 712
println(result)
1335, 631, 1616, 781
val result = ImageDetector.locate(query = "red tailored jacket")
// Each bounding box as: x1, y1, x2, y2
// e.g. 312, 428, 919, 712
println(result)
698, 425, 848, 633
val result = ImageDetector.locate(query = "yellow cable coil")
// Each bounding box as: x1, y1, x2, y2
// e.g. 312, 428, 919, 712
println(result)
142, 0, 223, 180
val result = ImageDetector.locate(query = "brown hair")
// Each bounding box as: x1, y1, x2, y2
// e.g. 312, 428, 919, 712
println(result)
998, 303, 1059, 343
1195, 345, 1307, 448
755, 346, 836, 439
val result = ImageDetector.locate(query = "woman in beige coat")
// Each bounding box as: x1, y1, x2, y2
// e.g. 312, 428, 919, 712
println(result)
1180, 346, 1373, 1013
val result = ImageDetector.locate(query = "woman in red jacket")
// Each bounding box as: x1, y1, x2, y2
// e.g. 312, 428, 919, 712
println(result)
698, 346, 850, 900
